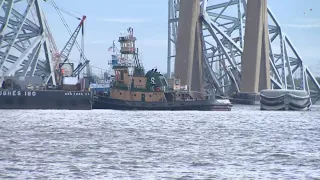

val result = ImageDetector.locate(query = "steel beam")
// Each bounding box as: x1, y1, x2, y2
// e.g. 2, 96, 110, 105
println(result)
0, 0, 55, 85
168, 0, 320, 102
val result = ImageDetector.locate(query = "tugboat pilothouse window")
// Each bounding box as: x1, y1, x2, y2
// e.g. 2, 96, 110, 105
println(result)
175, 79, 179, 85
120, 70, 124, 80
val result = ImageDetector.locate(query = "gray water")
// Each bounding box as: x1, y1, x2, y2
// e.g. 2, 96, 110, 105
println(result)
0, 105, 319, 179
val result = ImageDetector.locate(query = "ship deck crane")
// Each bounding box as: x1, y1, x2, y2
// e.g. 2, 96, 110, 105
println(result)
57, 15, 90, 78
58, 15, 90, 77
57, 15, 86, 84
59, 15, 86, 65
48, 0, 91, 84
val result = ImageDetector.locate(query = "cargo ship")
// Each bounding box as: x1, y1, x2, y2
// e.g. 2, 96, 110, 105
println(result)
92, 27, 232, 111
0, 69, 92, 110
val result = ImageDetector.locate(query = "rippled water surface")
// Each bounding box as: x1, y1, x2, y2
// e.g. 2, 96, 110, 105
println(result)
0, 105, 320, 179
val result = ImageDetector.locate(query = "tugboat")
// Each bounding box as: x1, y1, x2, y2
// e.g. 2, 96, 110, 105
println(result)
93, 27, 232, 111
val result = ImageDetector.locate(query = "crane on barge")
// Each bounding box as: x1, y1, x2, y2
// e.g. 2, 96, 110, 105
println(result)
44, 0, 91, 85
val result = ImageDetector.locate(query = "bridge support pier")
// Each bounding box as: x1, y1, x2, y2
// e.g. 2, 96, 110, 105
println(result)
174, 0, 204, 97
231, 0, 271, 104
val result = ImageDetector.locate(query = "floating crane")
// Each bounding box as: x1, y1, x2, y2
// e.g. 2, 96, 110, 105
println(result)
45, 0, 91, 85
58, 15, 86, 81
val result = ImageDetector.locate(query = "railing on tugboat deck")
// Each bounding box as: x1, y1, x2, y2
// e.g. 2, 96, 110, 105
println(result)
165, 90, 215, 101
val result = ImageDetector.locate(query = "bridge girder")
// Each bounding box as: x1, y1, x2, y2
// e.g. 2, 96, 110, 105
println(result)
168, 0, 320, 103
0, 0, 55, 85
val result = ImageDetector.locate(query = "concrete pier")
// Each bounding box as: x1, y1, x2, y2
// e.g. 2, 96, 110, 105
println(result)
232, 0, 271, 104
174, 0, 203, 97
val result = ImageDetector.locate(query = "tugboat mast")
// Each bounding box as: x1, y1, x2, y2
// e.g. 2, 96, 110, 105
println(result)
118, 27, 137, 91
118, 27, 136, 67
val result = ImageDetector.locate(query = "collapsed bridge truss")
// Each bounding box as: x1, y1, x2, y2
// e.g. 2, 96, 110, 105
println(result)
168, 0, 320, 103
0, 0, 55, 85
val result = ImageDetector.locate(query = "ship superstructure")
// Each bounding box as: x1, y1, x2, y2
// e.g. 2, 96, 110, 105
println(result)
92, 27, 232, 111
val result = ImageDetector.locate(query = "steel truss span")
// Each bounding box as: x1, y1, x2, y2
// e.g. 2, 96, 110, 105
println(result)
0, 0, 55, 85
168, 0, 320, 103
